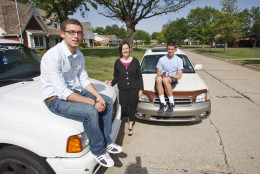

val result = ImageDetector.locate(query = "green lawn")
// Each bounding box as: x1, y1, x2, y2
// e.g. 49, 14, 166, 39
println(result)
236, 60, 260, 67
189, 47, 260, 59
80, 46, 148, 81
186, 47, 260, 67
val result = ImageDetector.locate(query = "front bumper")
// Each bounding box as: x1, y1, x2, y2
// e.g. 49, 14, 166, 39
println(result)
136, 101, 211, 122
47, 100, 121, 174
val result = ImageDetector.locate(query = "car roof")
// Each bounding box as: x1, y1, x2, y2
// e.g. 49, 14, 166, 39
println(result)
144, 47, 186, 56
0, 39, 23, 44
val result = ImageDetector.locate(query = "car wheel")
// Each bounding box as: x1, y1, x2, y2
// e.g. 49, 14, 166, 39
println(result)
0, 146, 55, 174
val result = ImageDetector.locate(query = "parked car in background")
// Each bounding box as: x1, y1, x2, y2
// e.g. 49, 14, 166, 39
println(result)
106, 42, 120, 47
136, 47, 211, 122
0, 39, 122, 174
211, 41, 225, 48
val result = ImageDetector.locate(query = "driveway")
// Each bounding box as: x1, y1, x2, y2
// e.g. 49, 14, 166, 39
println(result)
97, 50, 260, 174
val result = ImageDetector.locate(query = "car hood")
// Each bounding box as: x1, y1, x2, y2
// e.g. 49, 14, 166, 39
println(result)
0, 77, 116, 134
142, 73, 208, 91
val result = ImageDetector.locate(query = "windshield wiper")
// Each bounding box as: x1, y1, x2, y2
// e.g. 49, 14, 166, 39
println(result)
0, 78, 33, 82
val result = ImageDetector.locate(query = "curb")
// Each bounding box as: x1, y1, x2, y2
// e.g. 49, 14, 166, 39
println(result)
182, 49, 260, 72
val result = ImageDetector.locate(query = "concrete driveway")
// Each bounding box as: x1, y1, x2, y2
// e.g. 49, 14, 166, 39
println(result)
97, 50, 260, 174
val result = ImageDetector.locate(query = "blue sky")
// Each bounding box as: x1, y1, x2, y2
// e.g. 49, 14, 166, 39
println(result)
69, 0, 260, 34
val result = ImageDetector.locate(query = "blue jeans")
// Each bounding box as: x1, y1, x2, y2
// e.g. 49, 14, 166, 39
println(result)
45, 89, 113, 156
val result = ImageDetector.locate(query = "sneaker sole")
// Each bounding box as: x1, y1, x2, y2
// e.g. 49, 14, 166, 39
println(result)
107, 150, 122, 154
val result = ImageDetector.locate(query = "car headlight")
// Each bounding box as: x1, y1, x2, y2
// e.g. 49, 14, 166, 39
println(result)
139, 94, 150, 103
66, 132, 89, 153
195, 92, 210, 103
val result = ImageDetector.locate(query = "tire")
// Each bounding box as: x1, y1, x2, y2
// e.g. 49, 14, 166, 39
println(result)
0, 146, 55, 174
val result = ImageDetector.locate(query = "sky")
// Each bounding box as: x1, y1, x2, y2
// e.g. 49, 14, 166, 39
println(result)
69, 0, 260, 34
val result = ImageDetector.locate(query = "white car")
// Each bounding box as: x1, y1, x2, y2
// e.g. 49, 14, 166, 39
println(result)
0, 39, 121, 174
136, 47, 211, 122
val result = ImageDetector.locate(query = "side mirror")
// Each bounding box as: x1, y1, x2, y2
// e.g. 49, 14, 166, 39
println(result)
194, 64, 203, 70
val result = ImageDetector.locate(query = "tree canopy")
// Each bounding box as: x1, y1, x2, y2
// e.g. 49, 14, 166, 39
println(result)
164, 18, 189, 45
133, 30, 150, 45
217, 0, 241, 50
187, 6, 218, 47
92, 0, 195, 49
31, 0, 92, 22
93, 24, 127, 40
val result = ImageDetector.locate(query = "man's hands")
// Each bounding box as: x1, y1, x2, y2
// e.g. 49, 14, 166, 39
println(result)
94, 95, 106, 112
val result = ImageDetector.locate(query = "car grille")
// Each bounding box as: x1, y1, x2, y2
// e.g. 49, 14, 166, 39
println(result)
153, 98, 192, 105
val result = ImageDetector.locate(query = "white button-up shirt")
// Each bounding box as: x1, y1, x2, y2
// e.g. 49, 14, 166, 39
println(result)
40, 41, 91, 100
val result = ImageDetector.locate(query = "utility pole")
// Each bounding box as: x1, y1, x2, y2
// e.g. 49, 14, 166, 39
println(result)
15, 0, 23, 43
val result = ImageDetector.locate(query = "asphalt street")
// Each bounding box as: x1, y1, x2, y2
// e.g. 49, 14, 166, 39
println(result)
97, 49, 260, 174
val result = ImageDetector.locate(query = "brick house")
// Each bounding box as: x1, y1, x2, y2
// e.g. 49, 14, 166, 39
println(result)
0, 0, 60, 49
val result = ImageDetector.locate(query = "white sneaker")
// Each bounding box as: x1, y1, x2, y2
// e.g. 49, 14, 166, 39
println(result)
106, 143, 122, 154
94, 152, 114, 167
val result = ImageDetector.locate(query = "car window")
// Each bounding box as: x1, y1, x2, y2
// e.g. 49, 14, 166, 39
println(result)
0, 44, 40, 83
140, 54, 195, 73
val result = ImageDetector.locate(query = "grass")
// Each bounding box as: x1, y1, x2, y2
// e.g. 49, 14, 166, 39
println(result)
80, 46, 148, 81
189, 47, 260, 59
185, 46, 260, 67
236, 60, 260, 67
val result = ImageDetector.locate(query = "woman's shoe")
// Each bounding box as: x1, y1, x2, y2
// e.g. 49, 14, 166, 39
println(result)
128, 128, 133, 136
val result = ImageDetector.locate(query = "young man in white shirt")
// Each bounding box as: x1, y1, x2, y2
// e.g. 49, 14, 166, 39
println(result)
156, 42, 183, 115
40, 18, 122, 167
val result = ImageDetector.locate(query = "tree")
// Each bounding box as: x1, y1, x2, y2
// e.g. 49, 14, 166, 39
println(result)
93, 26, 105, 34
187, 6, 218, 48
92, 0, 195, 50
134, 30, 150, 45
238, 8, 252, 39
104, 25, 127, 40
164, 18, 189, 45
31, 0, 92, 22
250, 7, 260, 48
10, 0, 31, 4
217, 0, 241, 52
93, 25, 127, 40
156, 24, 168, 43
151, 32, 159, 40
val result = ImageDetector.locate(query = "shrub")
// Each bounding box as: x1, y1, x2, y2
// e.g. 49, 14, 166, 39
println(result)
80, 43, 88, 48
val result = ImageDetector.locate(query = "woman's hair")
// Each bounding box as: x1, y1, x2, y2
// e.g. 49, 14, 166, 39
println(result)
119, 41, 130, 58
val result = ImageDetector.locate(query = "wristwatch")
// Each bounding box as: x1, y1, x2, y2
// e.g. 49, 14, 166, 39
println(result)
93, 100, 98, 106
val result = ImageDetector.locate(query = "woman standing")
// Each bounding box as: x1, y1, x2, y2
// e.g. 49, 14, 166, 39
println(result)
105, 41, 143, 136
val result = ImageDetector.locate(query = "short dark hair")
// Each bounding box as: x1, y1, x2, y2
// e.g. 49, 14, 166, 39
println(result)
119, 41, 130, 58
60, 18, 83, 31
166, 42, 177, 49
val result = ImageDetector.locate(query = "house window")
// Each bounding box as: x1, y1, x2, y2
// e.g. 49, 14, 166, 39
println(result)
54, 24, 57, 28
34, 36, 44, 47
55, 38, 62, 44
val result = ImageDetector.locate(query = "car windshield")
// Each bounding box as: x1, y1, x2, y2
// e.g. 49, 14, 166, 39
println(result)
141, 54, 195, 73
0, 43, 40, 84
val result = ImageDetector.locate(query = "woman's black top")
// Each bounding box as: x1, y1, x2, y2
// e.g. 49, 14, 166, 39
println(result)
111, 58, 144, 90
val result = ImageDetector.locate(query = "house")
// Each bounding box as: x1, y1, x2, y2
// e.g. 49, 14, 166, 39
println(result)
81, 22, 94, 47
94, 33, 119, 46
0, 0, 60, 50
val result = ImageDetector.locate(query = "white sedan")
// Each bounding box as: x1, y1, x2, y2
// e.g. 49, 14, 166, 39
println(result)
136, 47, 211, 122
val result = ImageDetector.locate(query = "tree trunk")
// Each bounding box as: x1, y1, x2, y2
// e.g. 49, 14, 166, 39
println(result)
224, 41, 228, 53
253, 39, 257, 49
126, 26, 135, 52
